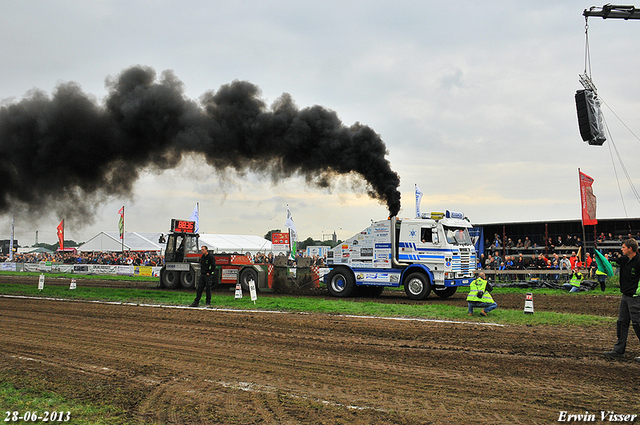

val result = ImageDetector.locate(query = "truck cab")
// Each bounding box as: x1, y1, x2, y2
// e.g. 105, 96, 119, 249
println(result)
325, 211, 476, 300
397, 212, 475, 288
159, 219, 201, 289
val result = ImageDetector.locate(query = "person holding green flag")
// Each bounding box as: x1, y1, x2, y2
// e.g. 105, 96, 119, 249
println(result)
594, 250, 611, 292
602, 239, 640, 361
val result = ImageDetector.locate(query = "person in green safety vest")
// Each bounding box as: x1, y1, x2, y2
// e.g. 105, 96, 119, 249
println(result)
466, 271, 497, 317
562, 269, 583, 293
595, 258, 608, 292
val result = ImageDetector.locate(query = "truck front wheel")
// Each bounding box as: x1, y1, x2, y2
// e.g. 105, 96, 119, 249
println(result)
326, 269, 355, 297
162, 270, 180, 289
404, 272, 431, 300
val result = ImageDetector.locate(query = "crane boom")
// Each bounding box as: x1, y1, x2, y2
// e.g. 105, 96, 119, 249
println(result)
584, 4, 640, 19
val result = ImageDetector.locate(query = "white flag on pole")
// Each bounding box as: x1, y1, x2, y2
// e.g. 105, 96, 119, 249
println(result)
285, 205, 298, 259
189, 203, 199, 233
415, 184, 423, 218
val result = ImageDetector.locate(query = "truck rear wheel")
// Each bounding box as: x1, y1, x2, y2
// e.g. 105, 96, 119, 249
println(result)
180, 270, 196, 289
162, 270, 180, 289
326, 269, 355, 297
404, 272, 431, 300
239, 267, 258, 291
434, 287, 457, 298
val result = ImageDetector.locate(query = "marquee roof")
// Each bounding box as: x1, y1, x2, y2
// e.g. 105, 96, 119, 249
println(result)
78, 232, 163, 252
78, 231, 272, 254
198, 234, 272, 254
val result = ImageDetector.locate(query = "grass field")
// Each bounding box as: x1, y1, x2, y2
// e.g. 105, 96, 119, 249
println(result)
0, 279, 617, 327
0, 274, 621, 423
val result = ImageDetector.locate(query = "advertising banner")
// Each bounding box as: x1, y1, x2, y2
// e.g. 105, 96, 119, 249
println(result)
1, 263, 16, 271
271, 232, 289, 253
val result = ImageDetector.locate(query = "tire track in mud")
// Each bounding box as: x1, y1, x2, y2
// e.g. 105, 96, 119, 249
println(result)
1, 296, 638, 424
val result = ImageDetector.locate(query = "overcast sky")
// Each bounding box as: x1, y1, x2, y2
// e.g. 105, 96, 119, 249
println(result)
2, 1, 640, 246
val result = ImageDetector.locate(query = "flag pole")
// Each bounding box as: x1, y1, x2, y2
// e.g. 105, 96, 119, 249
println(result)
9, 216, 14, 262
121, 206, 124, 254
287, 204, 291, 258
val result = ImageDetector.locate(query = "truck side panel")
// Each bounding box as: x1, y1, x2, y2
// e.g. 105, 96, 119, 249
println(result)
327, 220, 392, 269
353, 268, 402, 287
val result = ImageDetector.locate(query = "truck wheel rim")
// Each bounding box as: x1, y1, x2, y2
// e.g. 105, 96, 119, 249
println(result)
408, 278, 423, 295
331, 275, 346, 292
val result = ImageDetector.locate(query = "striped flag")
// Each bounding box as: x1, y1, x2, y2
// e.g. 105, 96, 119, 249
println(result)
118, 206, 124, 239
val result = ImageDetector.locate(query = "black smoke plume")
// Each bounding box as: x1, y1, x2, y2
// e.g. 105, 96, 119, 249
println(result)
0, 66, 401, 224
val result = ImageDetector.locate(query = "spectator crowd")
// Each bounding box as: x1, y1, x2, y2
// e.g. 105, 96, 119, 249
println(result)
2, 250, 326, 268
4, 251, 165, 266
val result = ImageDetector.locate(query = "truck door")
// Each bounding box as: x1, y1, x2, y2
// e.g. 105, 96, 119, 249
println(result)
164, 234, 179, 262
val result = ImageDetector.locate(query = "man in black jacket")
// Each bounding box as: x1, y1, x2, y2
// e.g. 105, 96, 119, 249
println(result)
604, 239, 640, 361
189, 245, 217, 307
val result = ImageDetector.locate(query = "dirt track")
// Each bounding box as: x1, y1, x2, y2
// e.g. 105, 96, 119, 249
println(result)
2, 285, 640, 424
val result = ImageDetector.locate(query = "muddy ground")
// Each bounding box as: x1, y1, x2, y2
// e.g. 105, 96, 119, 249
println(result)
2, 277, 640, 424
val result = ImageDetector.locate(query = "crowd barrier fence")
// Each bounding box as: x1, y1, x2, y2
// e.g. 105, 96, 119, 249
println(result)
1, 262, 162, 277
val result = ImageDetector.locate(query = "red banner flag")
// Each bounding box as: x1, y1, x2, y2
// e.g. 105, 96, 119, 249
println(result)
56, 219, 64, 250
579, 170, 597, 225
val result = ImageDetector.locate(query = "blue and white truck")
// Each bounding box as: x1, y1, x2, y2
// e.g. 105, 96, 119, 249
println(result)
324, 211, 476, 300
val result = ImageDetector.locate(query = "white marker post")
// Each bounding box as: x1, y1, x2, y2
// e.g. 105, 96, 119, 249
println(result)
234, 282, 243, 299
249, 278, 257, 304
70, 278, 77, 290
38, 274, 45, 291
524, 292, 534, 314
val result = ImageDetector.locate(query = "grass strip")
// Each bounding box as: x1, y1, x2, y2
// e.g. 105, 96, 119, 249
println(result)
0, 382, 138, 425
0, 282, 615, 327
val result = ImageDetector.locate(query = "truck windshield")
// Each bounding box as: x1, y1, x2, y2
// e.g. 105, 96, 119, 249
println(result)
444, 227, 472, 245
184, 235, 199, 254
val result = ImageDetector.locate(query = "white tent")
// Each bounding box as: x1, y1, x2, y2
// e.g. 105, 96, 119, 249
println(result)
78, 231, 271, 254
199, 234, 272, 254
78, 232, 163, 252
